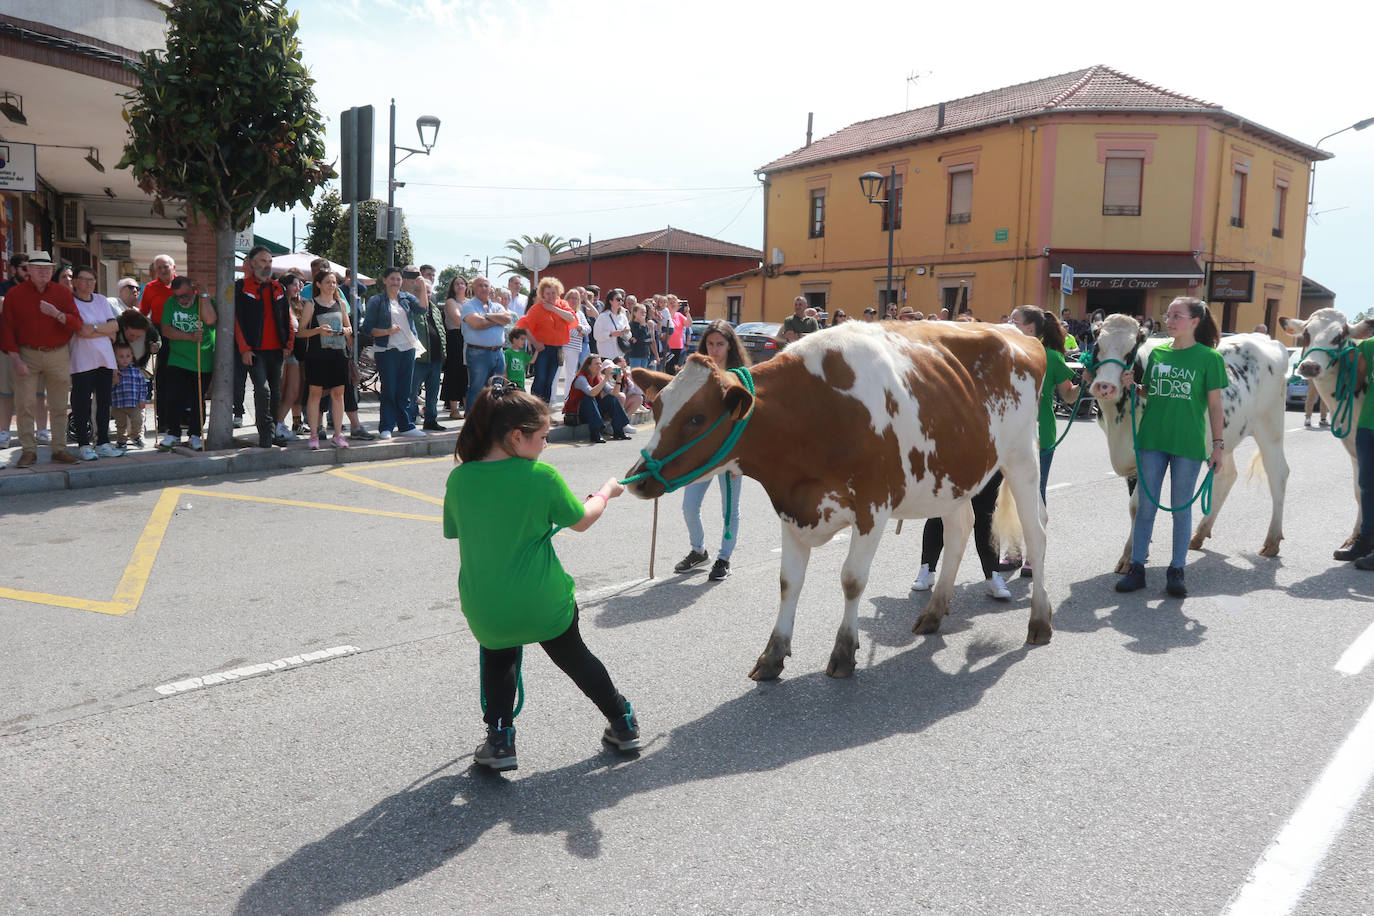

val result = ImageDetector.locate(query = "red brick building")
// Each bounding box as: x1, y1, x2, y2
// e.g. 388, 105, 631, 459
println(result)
547, 228, 760, 317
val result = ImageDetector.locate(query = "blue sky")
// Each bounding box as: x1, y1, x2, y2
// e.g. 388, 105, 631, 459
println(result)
255, 0, 1371, 315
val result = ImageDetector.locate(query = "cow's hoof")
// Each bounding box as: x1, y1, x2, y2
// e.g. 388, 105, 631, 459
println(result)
749, 655, 785, 681
1259, 537, 1281, 558
825, 649, 856, 678
1026, 620, 1053, 645
912, 612, 943, 635
1189, 533, 1207, 550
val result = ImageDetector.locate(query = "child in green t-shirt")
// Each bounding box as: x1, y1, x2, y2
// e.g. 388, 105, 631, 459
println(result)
504, 328, 532, 389
443, 377, 641, 771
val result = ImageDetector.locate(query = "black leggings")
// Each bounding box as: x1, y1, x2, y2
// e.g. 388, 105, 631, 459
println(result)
921, 471, 1002, 579
480, 610, 625, 728
70, 366, 112, 446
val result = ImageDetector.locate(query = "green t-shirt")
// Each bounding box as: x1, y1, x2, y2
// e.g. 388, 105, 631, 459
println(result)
1038, 347, 1074, 449
1064, 333, 1078, 352
504, 346, 532, 388
781, 314, 819, 337
1136, 343, 1228, 461
443, 458, 585, 649
163, 295, 215, 372
1357, 339, 1374, 430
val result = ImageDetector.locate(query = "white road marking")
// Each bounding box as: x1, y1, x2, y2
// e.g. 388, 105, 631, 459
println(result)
579, 578, 651, 603
1335, 621, 1374, 676
154, 645, 360, 696
1046, 482, 1073, 493
1222, 691, 1374, 916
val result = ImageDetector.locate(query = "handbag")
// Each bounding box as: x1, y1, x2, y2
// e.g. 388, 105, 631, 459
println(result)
617, 335, 632, 354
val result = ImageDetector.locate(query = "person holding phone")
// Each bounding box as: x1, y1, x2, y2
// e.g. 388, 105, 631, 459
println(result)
561, 356, 629, 444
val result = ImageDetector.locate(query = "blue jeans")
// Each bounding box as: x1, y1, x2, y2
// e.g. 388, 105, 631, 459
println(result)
627, 356, 650, 369
410, 358, 443, 423
465, 346, 507, 412
1131, 449, 1204, 568
1357, 428, 1374, 538
682, 473, 743, 559
375, 347, 416, 434
578, 393, 628, 438
1039, 447, 1054, 503
530, 345, 562, 403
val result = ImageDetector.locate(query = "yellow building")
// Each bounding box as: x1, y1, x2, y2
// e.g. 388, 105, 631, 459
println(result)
717, 65, 1327, 332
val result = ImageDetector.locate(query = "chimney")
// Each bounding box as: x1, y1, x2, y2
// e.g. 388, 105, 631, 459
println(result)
937, 102, 945, 130
806, 112, 813, 147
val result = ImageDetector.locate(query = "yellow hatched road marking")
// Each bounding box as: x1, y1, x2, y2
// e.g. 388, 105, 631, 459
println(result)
325, 468, 444, 506
177, 486, 441, 521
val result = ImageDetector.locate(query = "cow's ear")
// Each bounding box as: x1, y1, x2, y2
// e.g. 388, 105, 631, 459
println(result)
722, 382, 755, 421
1278, 316, 1307, 337
1351, 318, 1374, 341
632, 368, 673, 402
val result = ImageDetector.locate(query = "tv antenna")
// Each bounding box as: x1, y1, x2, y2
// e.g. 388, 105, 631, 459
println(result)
906, 70, 932, 110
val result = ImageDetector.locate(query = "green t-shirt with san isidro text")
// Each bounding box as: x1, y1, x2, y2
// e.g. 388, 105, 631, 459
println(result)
1356, 339, 1374, 431
163, 295, 216, 372
1038, 346, 1074, 449
1135, 342, 1228, 461
504, 346, 532, 388
443, 457, 586, 649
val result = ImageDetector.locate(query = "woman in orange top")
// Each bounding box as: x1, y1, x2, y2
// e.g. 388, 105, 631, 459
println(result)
516, 276, 576, 404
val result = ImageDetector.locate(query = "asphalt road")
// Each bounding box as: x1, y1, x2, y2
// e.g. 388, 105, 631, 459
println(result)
2, 409, 1371, 915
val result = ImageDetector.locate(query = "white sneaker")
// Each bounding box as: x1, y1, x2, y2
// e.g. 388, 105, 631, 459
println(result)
95, 442, 125, 458
377, 430, 392, 439
399, 427, 426, 438
0, 430, 10, 448
36, 429, 52, 444
275, 422, 298, 441
911, 564, 934, 591
156, 433, 178, 451
188, 435, 203, 450
985, 572, 1011, 600
78, 444, 98, 461
233, 414, 243, 428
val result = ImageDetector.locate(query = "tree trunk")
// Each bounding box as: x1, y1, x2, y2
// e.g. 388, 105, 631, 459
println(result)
207, 223, 238, 450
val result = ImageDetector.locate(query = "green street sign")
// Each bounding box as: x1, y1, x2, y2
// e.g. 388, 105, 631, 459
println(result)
994, 228, 1009, 242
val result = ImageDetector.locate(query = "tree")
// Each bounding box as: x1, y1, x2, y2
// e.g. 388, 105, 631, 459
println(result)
489, 233, 573, 283
303, 190, 343, 257
327, 198, 412, 281
118, 0, 333, 449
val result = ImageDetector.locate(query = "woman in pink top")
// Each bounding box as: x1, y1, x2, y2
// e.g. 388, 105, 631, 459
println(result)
665, 298, 692, 374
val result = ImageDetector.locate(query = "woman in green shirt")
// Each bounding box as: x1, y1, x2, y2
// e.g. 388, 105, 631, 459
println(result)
1115, 298, 1227, 597
444, 378, 642, 771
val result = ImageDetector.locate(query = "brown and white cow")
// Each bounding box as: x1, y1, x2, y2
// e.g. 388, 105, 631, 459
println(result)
1281, 308, 1372, 550
1083, 313, 1290, 571
626, 320, 1051, 681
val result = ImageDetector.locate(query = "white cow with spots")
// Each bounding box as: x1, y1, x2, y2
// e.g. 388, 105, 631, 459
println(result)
1083, 313, 1290, 571
626, 320, 1051, 680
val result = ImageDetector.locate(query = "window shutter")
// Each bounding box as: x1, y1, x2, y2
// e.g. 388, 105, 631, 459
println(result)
1103, 157, 1142, 214
1231, 171, 1246, 224
949, 170, 972, 221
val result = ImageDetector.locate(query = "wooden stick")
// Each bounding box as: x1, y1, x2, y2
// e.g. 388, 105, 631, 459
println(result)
649, 497, 659, 578
195, 325, 204, 450
895, 519, 904, 535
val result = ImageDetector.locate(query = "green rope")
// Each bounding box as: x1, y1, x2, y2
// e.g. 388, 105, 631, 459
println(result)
1127, 387, 1213, 515
1048, 383, 1090, 451
479, 646, 525, 721
1300, 344, 1359, 440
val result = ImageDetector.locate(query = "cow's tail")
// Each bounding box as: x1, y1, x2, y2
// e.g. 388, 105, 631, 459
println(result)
992, 482, 1024, 557
1247, 450, 1267, 485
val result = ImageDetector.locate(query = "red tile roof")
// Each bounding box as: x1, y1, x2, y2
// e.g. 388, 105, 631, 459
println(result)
549, 228, 761, 264
758, 65, 1324, 174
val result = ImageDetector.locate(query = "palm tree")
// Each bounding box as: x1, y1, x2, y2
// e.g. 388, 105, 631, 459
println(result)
489, 233, 572, 282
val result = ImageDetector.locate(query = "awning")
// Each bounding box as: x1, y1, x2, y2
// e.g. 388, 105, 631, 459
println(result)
1049, 251, 1204, 291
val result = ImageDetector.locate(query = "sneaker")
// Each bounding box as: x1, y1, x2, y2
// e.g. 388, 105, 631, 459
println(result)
131, 436, 145, 449
275, 423, 298, 441
36, 429, 51, 444
602, 702, 642, 752
1020, 563, 1034, 579
349, 427, 376, 441
1320, 418, 1330, 427
156, 434, 178, 452
1115, 562, 1147, 592
422, 420, 447, 431
0, 430, 9, 448
910, 563, 934, 591
611, 431, 631, 441
473, 725, 517, 771
399, 426, 426, 438
985, 572, 1011, 600
1354, 551, 1374, 571
95, 442, 125, 459
308, 435, 320, 450
332, 434, 349, 449
377, 430, 392, 440
1335, 535, 1374, 561
78, 445, 98, 461
232, 414, 243, 428
589, 434, 606, 444
188, 435, 203, 450
708, 558, 731, 581
1165, 565, 1187, 597
1304, 417, 1312, 427
674, 549, 709, 573
292, 421, 309, 435
50, 449, 79, 465
994, 556, 1022, 573
622, 425, 637, 435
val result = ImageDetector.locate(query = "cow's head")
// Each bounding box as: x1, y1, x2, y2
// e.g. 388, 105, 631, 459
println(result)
1084, 313, 1146, 401
624, 354, 755, 499
1281, 308, 1374, 380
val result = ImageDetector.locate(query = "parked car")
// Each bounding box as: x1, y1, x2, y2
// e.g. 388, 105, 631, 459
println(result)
686, 318, 732, 351
736, 322, 783, 363
1285, 346, 1308, 408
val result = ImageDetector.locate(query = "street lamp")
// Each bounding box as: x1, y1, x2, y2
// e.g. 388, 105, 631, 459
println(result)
1309, 116, 1373, 213
386, 98, 440, 268
859, 167, 898, 312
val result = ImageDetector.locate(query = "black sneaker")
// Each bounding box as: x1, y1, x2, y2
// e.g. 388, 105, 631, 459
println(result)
1020, 563, 1033, 579
1115, 562, 1146, 592
349, 427, 376, 441
602, 703, 642, 752
474, 725, 517, 771
1165, 565, 1187, 597
1354, 551, 1374, 571
422, 420, 447, 431
1334, 535, 1374, 561
708, 558, 731, 581
674, 549, 709, 573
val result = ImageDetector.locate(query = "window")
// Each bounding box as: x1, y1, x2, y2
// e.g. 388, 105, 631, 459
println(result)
1102, 156, 1143, 216
948, 169, 972, 224
726, 296, 742, 325
1231, 169, 1247, 228
808, 188, 826, 239
1272, 182, 1288, 238
881, 173, 903, 231
879, 288, 900, 307
804, 291, 827, 312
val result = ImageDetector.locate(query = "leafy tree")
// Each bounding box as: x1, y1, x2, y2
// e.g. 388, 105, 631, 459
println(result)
327, 198, 412, 281
303, 189, 343, 257
1353, 306, 1374, 322
118, 0, 333, 448
489, 233, 572, 283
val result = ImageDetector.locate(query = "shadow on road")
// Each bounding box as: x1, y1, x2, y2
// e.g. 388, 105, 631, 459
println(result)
233, 637, 1028, 914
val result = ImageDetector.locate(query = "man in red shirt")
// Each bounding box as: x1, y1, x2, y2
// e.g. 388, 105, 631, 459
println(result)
0, 251, 82, 467
137, 254, 177, 323
234, 245, 292, 447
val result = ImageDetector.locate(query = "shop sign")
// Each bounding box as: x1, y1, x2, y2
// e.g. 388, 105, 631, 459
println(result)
993, 228, 1009, 242
1076, 277, 1165, 290
1207, 270, 1255, 302
0, 142, 37, 192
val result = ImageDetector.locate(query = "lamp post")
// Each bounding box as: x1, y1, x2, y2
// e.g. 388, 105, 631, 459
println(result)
1309, 116, 1373, 213
585, 232, 593, 287
859, 166, 897, 311
386, 98, 440, 268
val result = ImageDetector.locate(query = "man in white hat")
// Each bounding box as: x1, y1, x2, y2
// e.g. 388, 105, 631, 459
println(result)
0, 251, 83, 466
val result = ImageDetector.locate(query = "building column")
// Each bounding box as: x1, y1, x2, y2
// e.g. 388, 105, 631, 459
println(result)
183, 214, 218, 291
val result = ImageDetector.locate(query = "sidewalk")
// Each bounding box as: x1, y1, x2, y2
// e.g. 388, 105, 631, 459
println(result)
0, 389, 649, 497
